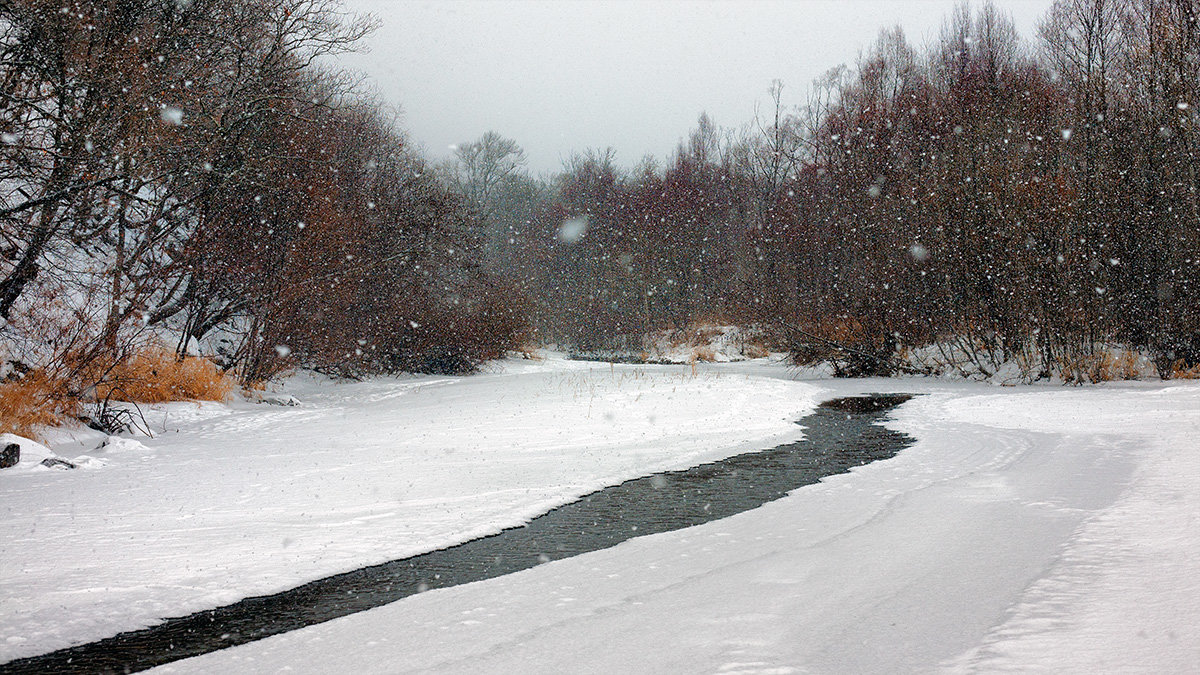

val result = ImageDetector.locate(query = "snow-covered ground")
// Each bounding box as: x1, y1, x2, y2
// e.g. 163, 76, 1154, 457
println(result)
0, 356, 817, 663
4, 356, 1199, 673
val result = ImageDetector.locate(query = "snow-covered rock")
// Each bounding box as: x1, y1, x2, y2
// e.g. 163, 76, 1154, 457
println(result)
0, 433, 55, 470
94, 436, 154, 455
257, 393, 301, 407
0, 442, 17, 469
39, 457, 76, 470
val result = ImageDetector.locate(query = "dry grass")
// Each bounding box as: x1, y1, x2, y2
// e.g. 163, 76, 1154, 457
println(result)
1169, 359, 1200, 379
685, 322, 724, 345
1, 346, 234, 439
0, 374, 72, 441
743, 343, 770, 359
95, 348, 234, 404
516, 342, 544, 361
1060, 349, 1143, 384
813, 317, 874, 345
691, 346, 718, 363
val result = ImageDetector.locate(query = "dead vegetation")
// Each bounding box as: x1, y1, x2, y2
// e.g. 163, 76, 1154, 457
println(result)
1, 345, 236, 440
94, 348, 235, 405
0, 373, 71, 440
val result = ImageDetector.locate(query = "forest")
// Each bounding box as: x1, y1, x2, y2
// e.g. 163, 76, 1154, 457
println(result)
3, 0, 1200, 435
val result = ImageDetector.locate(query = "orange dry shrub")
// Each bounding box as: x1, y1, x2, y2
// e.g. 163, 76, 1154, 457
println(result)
515, 342, 544, 360
691, 346, 718, 362
94, 348, 234, 404
684, 320, 724, 345
0, 373, 74, 440
814, 316, 873, 345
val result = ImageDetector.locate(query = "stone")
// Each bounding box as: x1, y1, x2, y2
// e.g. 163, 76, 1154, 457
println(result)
40, 457, 77, 470
0, 443, 18, 469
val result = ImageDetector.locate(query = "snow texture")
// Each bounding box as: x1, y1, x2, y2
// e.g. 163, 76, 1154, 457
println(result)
3, 357, 1198, 673
0, 358, 815, 663
153, 363, 1200, 674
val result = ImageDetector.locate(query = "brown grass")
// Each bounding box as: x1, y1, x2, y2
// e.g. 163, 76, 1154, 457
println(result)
743, 343, 770, 359
691, 346, 717, 363
1169, 359, 1200, 379
516, 342, 544, 361
0, 373, 72, 441
1, 337, 235, 440
95, 348, 234, 404
1060, 349, 1143, 384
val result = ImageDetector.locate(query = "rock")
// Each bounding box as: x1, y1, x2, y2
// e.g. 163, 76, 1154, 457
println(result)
0, 443, 18, 469
0, 433, 54, 466
40, 457, 77, 470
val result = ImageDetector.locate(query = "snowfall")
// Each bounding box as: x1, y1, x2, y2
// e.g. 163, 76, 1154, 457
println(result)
1, 355, 1198, 673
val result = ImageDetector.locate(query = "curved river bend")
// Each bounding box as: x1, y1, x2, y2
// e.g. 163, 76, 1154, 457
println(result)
0, 394, 913, 674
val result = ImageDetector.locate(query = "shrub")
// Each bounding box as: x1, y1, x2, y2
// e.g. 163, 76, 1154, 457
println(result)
1169, 359, 1200, 380
0, 373, 72, 441
784, 317, 899, 377
1059, 349, 1144, 384
743, 343, 770, 359
95, 348, 234, 404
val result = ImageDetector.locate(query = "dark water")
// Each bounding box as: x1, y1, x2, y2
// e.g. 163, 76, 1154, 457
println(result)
0, 394, 913, 675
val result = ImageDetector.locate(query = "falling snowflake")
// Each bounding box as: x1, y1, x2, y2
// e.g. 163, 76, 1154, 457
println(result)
558, 217, 588, 243
160, 106, 184, 125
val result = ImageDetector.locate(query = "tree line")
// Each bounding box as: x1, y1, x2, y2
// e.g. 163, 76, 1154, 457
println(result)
4, 0, 1199, 416
452, 0, 1200, 380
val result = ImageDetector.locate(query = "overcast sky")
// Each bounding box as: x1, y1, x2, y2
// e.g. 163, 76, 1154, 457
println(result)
337, 0, 1056, 174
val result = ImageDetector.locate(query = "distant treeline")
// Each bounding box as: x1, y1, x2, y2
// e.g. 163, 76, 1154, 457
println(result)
4, 0, 1200, 401
454, 0, 1200, 380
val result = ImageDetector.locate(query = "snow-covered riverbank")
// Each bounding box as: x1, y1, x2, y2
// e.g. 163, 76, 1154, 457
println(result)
5, 356, 1200, 672
0, 357, 818, 663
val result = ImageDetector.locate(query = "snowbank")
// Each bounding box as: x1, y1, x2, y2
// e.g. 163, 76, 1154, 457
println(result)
151, 375, 1200, 674
0, 357, 817, 662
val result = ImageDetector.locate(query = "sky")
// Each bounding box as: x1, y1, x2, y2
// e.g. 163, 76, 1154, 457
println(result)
337, 0, 1056, 174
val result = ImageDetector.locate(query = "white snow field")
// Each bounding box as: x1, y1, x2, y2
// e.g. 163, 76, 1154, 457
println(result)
4, 357, 1200, 673
0, 357, 818, 663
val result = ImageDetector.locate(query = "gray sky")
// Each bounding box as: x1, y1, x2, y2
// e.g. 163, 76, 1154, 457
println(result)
338, 0, 1055, 174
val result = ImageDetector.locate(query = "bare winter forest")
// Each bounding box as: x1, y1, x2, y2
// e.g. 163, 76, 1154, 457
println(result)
3, 0, 1200, 435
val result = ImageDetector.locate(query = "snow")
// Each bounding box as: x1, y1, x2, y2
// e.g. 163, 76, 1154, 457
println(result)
0, 433, 55, 467
4, 357, 1200, 673
0, 358, 816, 663
642, 324, 770, 363
154, 366, 1200, 674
